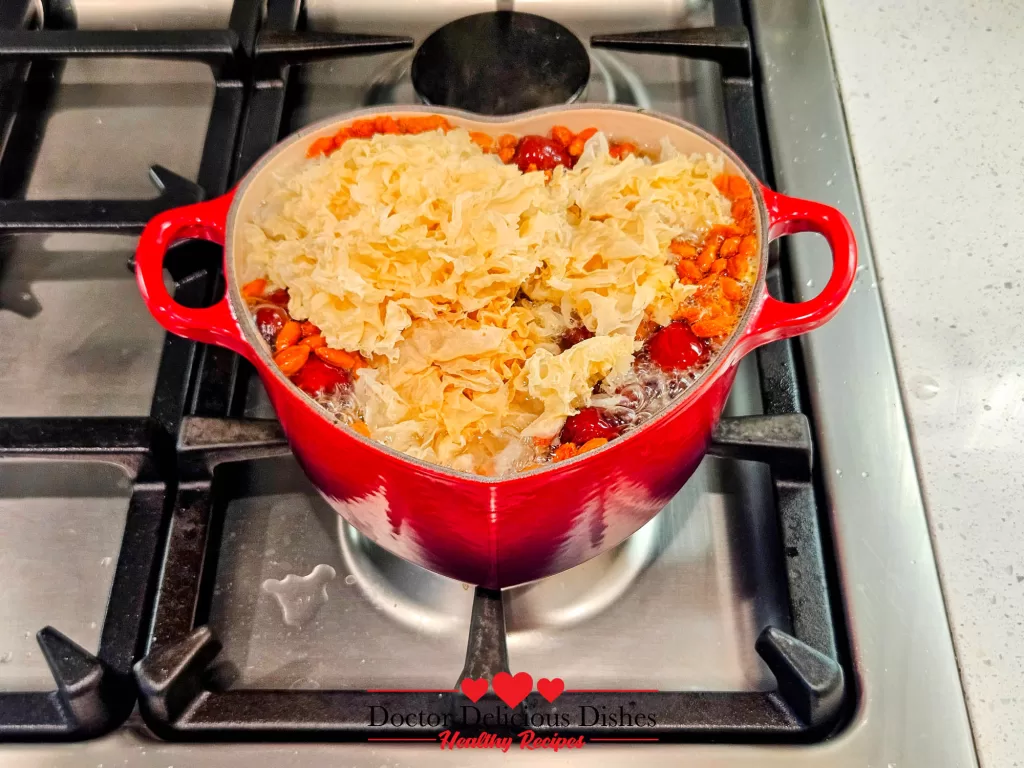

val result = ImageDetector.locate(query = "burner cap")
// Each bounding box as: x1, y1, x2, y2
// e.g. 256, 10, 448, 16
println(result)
411, 12, 590, 115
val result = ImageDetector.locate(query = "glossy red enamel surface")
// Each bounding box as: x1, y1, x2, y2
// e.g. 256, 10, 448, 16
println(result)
262, 361, 733, 586
134, 108, 857, 587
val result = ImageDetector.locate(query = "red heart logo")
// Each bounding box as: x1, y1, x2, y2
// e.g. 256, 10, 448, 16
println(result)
491, 671, 533, 709
536, 677, 565, 703
459, 677, 488, 703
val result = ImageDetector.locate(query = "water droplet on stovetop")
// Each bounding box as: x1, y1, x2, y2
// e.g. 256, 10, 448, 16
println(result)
99, 557, 112, 567
0, 651, 12, 664
861, 471, 869, 478
344, 574, 356, 586
806, 279, 815, 288
910, 375, 940, 400
262, 564, 336, 628
835, 469, 843, 477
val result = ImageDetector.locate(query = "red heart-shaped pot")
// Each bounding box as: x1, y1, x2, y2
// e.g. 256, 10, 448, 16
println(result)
134, 105, 856, 588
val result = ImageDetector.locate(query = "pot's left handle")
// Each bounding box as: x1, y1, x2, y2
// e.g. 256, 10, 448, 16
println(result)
135, 190, 254, 361
737, 186, 857, 354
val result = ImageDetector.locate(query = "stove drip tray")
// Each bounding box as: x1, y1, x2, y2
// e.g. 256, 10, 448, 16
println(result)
411, 11, 591, 115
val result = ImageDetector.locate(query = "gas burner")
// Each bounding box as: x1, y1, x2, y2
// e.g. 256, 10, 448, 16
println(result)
336, 519, 474, 636
336, 513, 660, 635
410, 11, 591, 115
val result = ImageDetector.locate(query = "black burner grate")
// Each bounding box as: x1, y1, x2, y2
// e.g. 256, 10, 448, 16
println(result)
0, 0, 408, 740
0, 418, 170, 740
134, 413, 845, 741
0, 0, 253, 736
0, 0, 851, 744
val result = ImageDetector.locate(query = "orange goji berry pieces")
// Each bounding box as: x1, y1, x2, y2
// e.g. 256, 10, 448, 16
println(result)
400, 115, 451, 134
332, 129, 351, 148
306, 137, 335, 158
730, 235, 758, 277
720, 276, 746, 301
691, 316, 734, 338
275, 321, 301, 353
677, 259, 703, 282
635, 316, 657, 342
696, 248, 717, 273
498, 133, 518, 149
729, 253, 749, 279
550, 125, 573, 147
739, 234, 758, 258
579, 438, 609, 454
241, 278, 267, 299
348, 118, 377, 138
300, 321, 320, 337
553, 442, 579, 462
532, 436, 554, 448
673, 304, 702, 323
315, 346, 363, 370
274, 344, 310, 376
720, 236, 742, 259
707, 224, 744, 240
728, 175, 752, 200
469, 131, 494, 151
699, 228, 727, 260
349, 420, 371, 438
299, 334, 327, 350
498, 146, 516, 164
609, 141, 639, 160
669, 240, 698, 259
714, 173, 751, 201
710, 258, 729, 274
568, 127, 597, 157
732, 197, 755, 231
374, 115, 401, 134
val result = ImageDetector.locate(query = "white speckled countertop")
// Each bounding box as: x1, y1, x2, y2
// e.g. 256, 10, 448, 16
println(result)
820, 0, 1024, 764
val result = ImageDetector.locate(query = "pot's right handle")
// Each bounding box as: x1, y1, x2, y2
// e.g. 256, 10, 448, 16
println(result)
135, 190, 255, 362
738, 187, 857, 354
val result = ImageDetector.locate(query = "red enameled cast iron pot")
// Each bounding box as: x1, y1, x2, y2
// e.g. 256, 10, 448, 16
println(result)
135, 105, 856, 588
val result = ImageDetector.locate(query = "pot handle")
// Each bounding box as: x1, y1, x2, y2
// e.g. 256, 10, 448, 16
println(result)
739, 186, 857, 353
134, 190, 254, 361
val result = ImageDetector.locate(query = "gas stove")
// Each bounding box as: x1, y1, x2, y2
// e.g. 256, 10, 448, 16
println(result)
0, 0, 977, 765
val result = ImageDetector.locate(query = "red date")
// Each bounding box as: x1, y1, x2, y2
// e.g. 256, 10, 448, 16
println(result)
560, 324, 594, 349
264, 288, 290, 307
255, 306, 287, 344
513, 135, 572, 173
646, 321, 709, 372
292, 357, 350, 397
561, 407, 621, 445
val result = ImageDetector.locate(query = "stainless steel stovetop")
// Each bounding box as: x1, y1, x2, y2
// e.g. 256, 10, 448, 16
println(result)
0, 0, 977, 765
